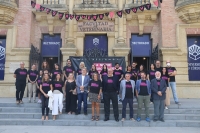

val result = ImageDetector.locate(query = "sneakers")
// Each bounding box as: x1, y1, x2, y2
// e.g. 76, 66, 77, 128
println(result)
121, 118, 125, 121
16, 100, 19, 104
20, 101, 23, 104
130, 118, 135, 121
136, 117, 141, 122
165, 106, 168, 110
175, 101, 181, 105
146, 117, 151, 122
160, 118, 165, 122
37, 99, 41, 104
150, 102, 153, 104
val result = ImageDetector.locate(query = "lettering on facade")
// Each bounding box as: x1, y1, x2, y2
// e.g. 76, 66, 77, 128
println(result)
132, 42, 150, 45
188, 63, 200, 70
77, 21, 114, 32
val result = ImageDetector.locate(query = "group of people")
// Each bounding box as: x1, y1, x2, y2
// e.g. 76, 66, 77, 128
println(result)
13, 59, 180, 122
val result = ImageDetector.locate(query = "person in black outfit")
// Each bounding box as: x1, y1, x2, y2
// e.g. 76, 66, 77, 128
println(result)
41, 61, 50, 74
102, 68, 119, 122
64, 73, 77, 114
100, 64, 108, 81
137, 64, 145, 80
147, 63, 156, 103
14, 62, 27, 104
131, 62, 138, 82
88, 64, 99, 79
124, 65, 132, 78
40, 73, 53, 120
113, 63, 124, 102
88, 73, 102, 121
76, 62, 85, 76
63, 59, 75, 80
51, 63, 62, 81
155, 60, 163, 73
36, 70, 43, 104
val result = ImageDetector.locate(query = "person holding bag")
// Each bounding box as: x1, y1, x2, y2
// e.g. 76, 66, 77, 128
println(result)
40, 73, 53, 120
88, 73, 102, 121
64, 73, 77, 115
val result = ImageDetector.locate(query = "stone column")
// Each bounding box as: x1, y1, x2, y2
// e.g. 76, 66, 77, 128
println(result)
117, 0, 125, 44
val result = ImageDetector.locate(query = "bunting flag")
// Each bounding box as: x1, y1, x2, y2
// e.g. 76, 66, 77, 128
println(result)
31, 1, 152, 21
69, 14, 74, 20
75, 15, 81, 21
65, 14, 69, 20
52, 10, 58, 17
139, 5, 145, 11
99, 14, 104, 20
46, 8, 51, 14
87, 15, 92, 20
58, 12, 64, 20
31, 1, 36, 8
105, 12, 109, 16
93, 15, 98, 21
116, 10, 122, 18
132, 7, 138, 13
145, 3, 151, 10
125, 9, 131, 14
81, 15, 86, 19
40, 6, 45, 12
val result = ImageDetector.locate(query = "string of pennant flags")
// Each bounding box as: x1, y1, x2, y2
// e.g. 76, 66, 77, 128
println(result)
31, 1, 152, 21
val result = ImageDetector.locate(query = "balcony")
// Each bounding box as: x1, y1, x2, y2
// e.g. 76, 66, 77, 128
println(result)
0, 0, 18, 25
175, 0, 200, 24
74, 0, 117, 13
125, 0, 157, 8
36, 0, 68, 9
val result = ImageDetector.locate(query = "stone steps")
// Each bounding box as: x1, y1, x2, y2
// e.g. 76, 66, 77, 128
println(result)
0, 119, 199, 127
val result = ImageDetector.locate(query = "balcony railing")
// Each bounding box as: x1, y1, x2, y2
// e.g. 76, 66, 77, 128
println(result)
43, 0, 60, 4
133, 0, 151, 4
82, 0, 110, 4
175, 0, 200, 7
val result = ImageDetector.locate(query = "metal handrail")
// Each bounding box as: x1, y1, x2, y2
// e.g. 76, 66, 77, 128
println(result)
82, 0, 109, 4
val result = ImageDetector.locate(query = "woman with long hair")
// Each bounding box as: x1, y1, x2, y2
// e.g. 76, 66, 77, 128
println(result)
41, 61, 50, 73
51, 63, 62, 81
88, 73, 102, 121
52, 73, 64, 120
64, 73, 77, 114
147, 63, 156, 81
100, 64, 108, 81
40, 73, 53, 120
88, 65, 98, 79
125, 65, 132, 79
76, 62, 85, 76
137, 64, 145, 80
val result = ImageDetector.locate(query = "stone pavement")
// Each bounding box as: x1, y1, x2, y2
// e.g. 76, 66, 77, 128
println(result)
0, 126, 199, 133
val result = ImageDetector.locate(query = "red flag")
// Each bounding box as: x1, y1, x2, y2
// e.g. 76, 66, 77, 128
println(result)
153, 0, 159, 7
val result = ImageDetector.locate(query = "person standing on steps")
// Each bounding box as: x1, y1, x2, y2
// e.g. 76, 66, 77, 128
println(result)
76, 68, 90, 115
51, 63, 62, 81
14, 62, 28, 104
100, 64, 108, 81
166, 60, 181, 105
88, 65, 98, 80
155, 60, 163, 73
40, 73, 53, 120
27, 64, 38, 103
63, 59, 75, 81
151, 71, 167, 122
41, 61, 50, 74
36, 70, 43, 104
76, 62, 85, 76
135, 71, 151, 122
102, 68, 119, 122
147, 63, 156, 103
65, 73, 77, 115
120, 73, 135, 122
88, 73, 102, 121
137, 64, 145, 80
52, 73, 64, 120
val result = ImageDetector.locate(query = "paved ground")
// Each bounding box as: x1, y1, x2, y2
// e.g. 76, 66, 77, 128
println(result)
0, 126, 199, 133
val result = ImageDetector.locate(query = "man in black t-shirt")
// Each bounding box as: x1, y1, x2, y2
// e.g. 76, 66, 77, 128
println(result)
102, 68, 119, 122
131, 62, 138, 82
63, 59, 74, 80
14, 62, 27, 104
155, 60, 163, 73
166, 60, 180, 105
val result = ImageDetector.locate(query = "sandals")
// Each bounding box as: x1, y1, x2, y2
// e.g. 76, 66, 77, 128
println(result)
91, 116, 95, 121
96, 116, 99, 121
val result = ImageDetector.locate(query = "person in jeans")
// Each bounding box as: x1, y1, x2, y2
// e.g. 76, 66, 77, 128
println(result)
88, 73, 102, 121
151, 71, 167, 122
102, 68, 119, 122
27, 64, 38, 103
120, 73, 135, 121
166, 60, 180, 105
14, 62, 27, 104
76, 68, 90, 115
135, 71, 151, 122
40, 73, 53, 120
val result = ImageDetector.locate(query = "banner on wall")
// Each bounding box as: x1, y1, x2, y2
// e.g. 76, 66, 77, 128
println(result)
84, 35, 108, 57
0, 38, 6, 80
187, 37, 200, 81
70, 56, 125, 74
131, 34, 152, 57
42, 34, 62, 57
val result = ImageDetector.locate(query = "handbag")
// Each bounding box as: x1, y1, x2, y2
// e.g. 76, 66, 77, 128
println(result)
68, 81, 77, 95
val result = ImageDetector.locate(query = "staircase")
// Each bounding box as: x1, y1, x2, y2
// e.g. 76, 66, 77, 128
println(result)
0, 98, 199, 127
